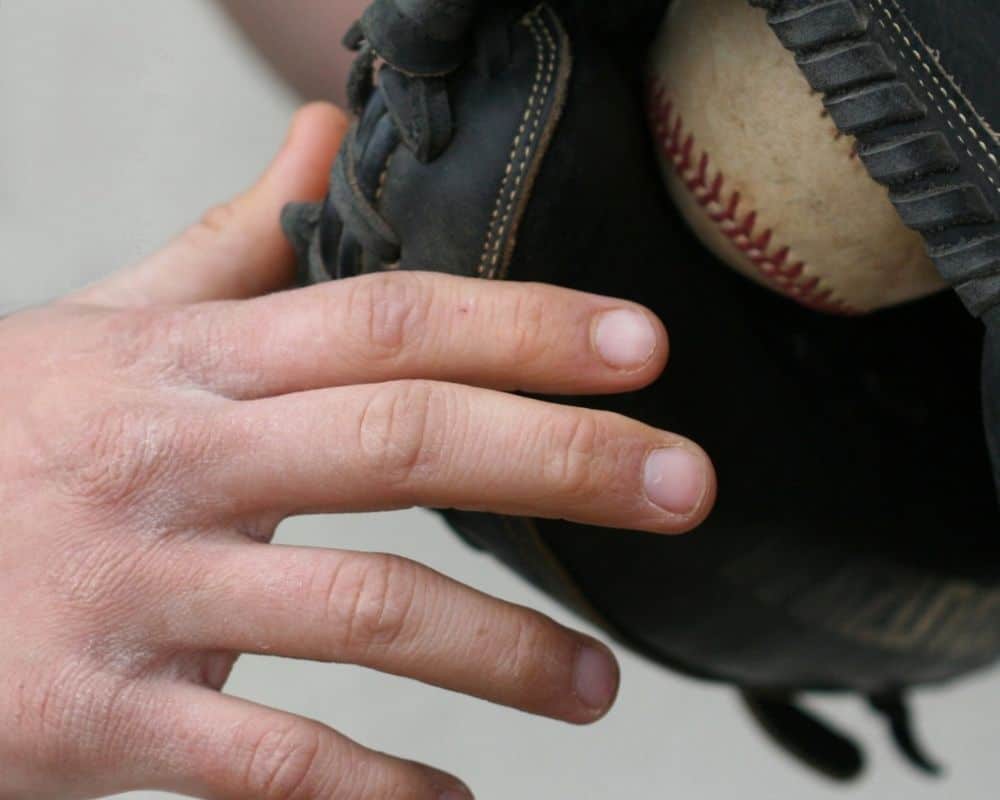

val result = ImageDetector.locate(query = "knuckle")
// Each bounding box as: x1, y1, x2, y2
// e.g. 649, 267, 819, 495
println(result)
156, 304, 230, 384
10, 664, 69, 747
239, 723, 330, 800
65, 402, 154, 506
541, 412, 603, 497
494, 612, 553, 687
344, 272, 432, 359
105, 304, 223, 385
328, 554, 420, 655
96, 306, 175, 374
357, 381, 451, 488
45, 527, 180, 634
502, 285, 550, 365
323, 743, 379, 800
62, 399, 216, 513
48, 532, 145, 614
12, 660, 122, 765
193, 202, 239, 241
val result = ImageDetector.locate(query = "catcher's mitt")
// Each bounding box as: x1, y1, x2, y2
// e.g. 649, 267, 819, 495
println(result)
282, 0, 1000, 781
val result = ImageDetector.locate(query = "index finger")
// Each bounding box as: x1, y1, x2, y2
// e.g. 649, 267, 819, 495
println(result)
160, 271, 670, 399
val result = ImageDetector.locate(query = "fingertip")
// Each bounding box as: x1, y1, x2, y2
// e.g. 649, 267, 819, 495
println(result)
261, 102, 350, 203
638, 439, 718, 536
424, 767, 475, 800
571, 639, 621, 723
666, 442, 718, 534
687, 443, 718, 527
590, 304, 670, 391
644, 306, 671, 379
287, 101, 351, 149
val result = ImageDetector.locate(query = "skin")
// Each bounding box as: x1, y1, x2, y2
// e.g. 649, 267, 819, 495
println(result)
0, 104, 716, 799
218, 0, 370, 106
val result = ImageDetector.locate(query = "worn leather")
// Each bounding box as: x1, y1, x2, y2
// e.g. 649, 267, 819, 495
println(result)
361, 0, 480, 75
895, 0, 999, 130
283, 0, 1000, 777
751, 0, 1000, 489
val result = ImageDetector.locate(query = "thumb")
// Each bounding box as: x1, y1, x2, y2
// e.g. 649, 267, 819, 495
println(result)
76, 102, 349, 307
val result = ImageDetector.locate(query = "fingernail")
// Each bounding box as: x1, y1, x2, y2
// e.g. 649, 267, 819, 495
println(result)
440, 788, 473, 800
573, 644, 619, 711
593, 309, 657, 371
643, 447, 706, 515
429, 767, 473, 800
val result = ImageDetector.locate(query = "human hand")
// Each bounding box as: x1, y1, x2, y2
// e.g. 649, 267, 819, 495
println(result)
0, 103, 715, 800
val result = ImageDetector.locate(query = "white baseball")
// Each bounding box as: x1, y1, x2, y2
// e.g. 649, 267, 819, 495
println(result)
647, 0, 944, 314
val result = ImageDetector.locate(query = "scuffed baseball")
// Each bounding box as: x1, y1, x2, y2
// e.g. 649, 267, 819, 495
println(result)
647, 0, 943, 314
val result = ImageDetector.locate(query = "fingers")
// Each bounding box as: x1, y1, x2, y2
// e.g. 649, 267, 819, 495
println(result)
74, 103, 348, 308
162, 541, 619, 725
167, 271, 669, 398
210, 380, 716, 534
134, 685, 473, 800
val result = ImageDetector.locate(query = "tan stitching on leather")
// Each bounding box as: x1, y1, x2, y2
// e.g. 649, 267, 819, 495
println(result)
874, 0, 1000, 197
478, 5, 557, 278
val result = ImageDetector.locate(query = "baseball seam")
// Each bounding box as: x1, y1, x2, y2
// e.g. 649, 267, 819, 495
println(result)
649, 81, 856, 314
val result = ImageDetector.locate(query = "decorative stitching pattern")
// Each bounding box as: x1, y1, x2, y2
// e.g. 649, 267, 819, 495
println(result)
478, 5, 558, 278
873, 0, 1000, 197
754, 0, 1000, 315
648, 81, 856, 315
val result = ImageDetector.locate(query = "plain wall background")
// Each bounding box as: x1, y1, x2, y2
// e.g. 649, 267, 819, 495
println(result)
1, 2, 997, 798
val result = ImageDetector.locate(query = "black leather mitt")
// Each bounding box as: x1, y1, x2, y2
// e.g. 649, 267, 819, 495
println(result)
282, 0, 1000, 781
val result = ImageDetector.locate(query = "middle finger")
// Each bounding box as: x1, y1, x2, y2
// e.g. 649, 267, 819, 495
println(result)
207, 380, 716, 535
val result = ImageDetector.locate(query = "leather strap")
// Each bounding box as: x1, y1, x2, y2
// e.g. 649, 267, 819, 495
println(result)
361, 0, 483, 75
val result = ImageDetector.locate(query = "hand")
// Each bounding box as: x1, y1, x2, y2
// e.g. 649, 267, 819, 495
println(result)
0, 103, 716, 800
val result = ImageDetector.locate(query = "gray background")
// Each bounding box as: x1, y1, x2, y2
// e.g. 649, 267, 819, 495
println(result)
1, 2, 997, 798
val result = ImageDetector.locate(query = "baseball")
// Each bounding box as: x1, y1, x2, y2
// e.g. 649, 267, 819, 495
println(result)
647, 0, 944, 314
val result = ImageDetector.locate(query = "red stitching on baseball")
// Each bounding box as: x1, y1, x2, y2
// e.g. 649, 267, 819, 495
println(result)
648, 80, 857, 315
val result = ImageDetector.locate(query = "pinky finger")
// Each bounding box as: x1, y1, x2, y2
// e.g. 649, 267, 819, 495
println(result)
136, 684, 473, 800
